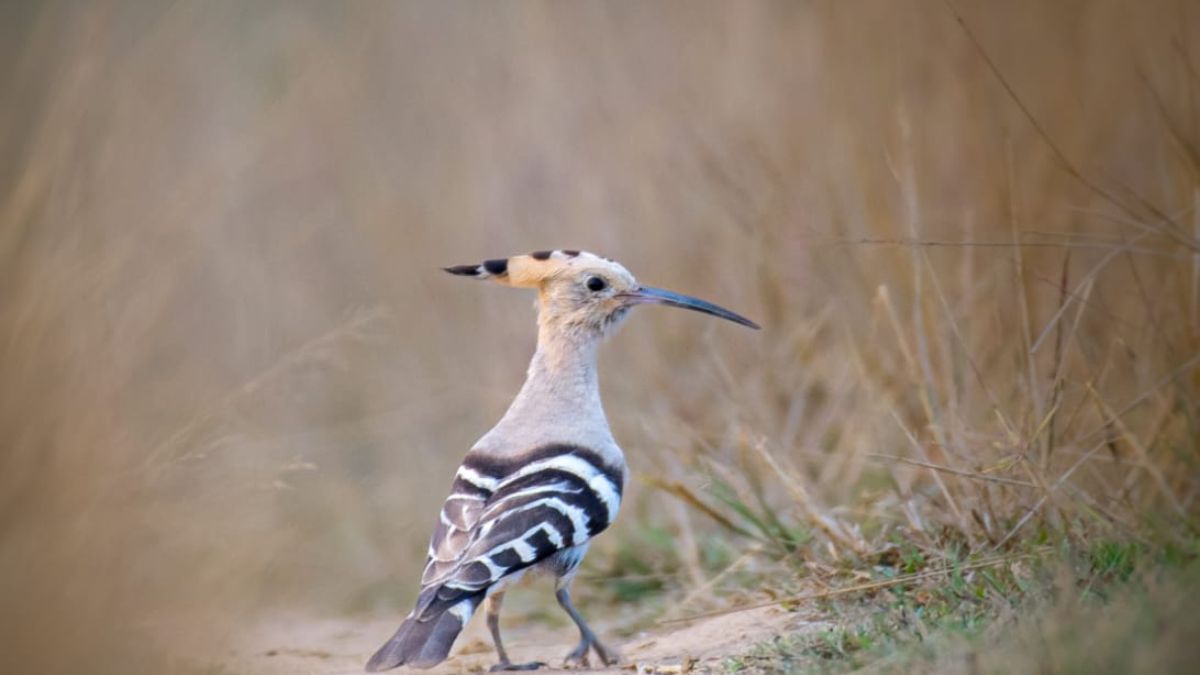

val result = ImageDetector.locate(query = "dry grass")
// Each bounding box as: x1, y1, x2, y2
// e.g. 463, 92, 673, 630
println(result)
723, 542, 1200, 674
1, 2, 1197, 674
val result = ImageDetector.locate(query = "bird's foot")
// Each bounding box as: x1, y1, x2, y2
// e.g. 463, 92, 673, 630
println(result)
562, 644, 589, 669
490, 661, 546, 672
563, 639, 620, 669
591, 639, 620, 667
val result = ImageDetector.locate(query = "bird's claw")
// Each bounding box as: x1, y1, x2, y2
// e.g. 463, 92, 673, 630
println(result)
490, 661, 546, 672
563, 653, 589, 669
563, 641, 590, 668
563, 640, 619, 669
594, 644, 620, 667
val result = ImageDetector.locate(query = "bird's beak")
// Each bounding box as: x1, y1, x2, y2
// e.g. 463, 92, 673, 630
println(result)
619, 286, 761, 330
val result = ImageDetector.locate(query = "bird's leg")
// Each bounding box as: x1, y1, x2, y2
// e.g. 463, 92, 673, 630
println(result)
487, 591, 546, 672
556, 586, 620, 667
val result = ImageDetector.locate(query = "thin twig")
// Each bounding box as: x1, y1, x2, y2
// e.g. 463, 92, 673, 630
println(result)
1030, 233, 1151, 353
661, 544, 765, 622
943, 0, 1196, 250
141, 306, 391, 471
888, 410, 969, 526
867, 453, 1037, 488
1087, 385, 1187, 519
659, 551, 1046, 625
751, 439, 866, 555
1078, 352, 1200, 446
996, 353, 1200, 548
835, 237, 1185, 258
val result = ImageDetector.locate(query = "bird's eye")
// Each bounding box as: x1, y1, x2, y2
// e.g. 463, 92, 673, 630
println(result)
586, 276, 607, 292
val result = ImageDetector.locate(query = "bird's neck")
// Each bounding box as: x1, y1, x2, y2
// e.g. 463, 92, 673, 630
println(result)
529, 322, 602, 383
519, 323, 603, 413
483, 323, 612, 451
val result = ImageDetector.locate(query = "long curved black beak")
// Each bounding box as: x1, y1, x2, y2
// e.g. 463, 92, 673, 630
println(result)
620, 286, 760, 330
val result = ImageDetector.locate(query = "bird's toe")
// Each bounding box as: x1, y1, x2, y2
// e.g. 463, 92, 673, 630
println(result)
490, 661, 546, 672
562, 643, 590, 669
593, 642, 621, 667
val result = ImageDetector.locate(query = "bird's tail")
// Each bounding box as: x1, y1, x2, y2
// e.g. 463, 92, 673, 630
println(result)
365, 594, 483, 672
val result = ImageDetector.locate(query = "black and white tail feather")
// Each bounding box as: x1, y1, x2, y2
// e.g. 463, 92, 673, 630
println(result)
365, 443, 623, 671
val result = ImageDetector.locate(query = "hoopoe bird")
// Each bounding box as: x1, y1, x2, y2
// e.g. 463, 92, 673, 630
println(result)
366, 249, 758, 672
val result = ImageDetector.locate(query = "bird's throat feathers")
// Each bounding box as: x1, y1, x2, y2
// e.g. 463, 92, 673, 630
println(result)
528, 322, 602, 393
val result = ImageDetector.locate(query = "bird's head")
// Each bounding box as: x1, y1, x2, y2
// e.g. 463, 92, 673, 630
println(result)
444, 249, 759, 338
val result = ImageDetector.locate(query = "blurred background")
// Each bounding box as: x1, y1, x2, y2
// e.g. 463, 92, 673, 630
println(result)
2, 1, 1197, 673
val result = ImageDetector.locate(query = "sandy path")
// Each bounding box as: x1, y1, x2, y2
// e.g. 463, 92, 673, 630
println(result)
226, 605, 829, 674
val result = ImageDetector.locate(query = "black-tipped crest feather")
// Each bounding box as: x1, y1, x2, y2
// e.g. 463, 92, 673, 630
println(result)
482, 258, 508, 275
443, 264, 482, 277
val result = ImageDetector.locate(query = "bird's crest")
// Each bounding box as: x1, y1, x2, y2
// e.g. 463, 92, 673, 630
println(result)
443, 249, 631, 289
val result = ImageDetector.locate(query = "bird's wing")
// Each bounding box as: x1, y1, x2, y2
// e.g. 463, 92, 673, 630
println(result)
419, 461, 493, 587
413, 443, 624, 618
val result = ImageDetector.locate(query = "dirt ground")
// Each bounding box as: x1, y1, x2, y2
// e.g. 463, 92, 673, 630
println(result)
225, 604, 829, 675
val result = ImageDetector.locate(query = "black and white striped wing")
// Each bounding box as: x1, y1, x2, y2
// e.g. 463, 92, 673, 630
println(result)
368, 443, 624, 671
420, 464, 492, 587
416, 443, 624, 613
